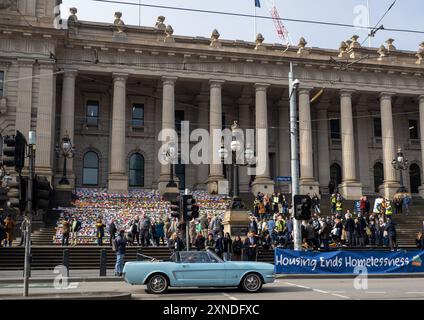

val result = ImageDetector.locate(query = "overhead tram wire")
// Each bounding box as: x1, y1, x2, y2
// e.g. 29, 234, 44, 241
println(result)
89, 0, 424, 35
361, 0, 398, 47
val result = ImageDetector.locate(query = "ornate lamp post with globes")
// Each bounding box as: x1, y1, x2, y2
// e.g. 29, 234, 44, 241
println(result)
392, 146, 409, 193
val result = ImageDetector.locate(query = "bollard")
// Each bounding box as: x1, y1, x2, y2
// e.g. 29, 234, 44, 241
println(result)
62, 249, 69, 277
137, 248, 143, 261
99, 249, 107, 277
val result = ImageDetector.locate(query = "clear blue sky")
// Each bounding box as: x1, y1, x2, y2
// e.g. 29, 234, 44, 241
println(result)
62, 0, 423, 51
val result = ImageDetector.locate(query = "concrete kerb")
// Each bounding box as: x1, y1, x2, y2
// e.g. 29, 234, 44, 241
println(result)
0, 292, 132, 300
0, 276, 123, 284
276, 273, 424, 279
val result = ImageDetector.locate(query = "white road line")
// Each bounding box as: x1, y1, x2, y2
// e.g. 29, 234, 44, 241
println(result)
405, 292, 424, 294
313, 289, 329, 294
296, 285, 311, 289
222, 292, 239, 300
283, 282, 297, 286
331, 294, 350, 299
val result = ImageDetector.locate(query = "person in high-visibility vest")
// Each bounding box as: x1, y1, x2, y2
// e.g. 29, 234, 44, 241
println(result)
330, 194, 337, 214
336, 201, 343, 215
385, 201, 393, 217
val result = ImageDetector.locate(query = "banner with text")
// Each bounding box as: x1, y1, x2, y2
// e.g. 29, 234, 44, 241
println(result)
275, 249, 424, 274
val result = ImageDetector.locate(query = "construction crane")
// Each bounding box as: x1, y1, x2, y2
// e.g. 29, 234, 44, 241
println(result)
264, 0, 291, 45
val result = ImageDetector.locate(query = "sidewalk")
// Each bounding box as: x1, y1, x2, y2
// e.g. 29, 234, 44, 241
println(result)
0, 269, 122, 284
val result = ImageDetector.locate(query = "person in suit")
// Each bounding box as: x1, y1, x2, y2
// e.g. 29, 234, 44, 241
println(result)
243, 232, 258, 261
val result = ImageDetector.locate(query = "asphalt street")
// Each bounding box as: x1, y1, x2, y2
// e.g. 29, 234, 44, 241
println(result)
1, 278, 424, 300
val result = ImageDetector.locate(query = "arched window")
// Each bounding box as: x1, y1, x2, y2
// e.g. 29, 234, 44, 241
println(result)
129, 153, 144, 187
373, 162, 384, 193
83, 151, 99, 186
409, 163, 421, 194
330, 163, 342, 187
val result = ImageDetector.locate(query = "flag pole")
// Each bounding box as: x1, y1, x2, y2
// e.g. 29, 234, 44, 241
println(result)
254, 4, 257, 39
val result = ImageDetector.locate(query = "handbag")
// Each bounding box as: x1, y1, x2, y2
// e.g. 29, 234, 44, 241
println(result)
365, 227, 372, 237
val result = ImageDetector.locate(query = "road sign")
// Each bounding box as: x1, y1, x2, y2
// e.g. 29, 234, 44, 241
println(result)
276, 176, 292, 182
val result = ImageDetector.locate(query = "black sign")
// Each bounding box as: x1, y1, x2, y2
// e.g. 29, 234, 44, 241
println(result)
231, 226, 249, 237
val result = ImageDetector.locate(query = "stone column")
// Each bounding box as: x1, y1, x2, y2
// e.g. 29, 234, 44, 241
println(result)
207, 80, 226, 194
238, 93, 253, 193
379, 92, 399, 198
418, 96, 424, 198
157, 77, 178, 194
316, 106, 331, 194
35, 61, 56, 180
355, 98, 371, 194
15, 59, 34, 142
339, 90, 362, 199
195, 86, 209, 191
252, 83, 274, 195
108, 73, 129, 193
298, 88, 319, 195
277, 98, 291, 193
56, 69, 77, 188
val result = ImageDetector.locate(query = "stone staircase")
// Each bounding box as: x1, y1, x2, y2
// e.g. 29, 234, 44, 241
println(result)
13, 227, 56, 246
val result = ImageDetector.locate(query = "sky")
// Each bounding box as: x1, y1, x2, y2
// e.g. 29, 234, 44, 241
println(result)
61, 0, 423, 52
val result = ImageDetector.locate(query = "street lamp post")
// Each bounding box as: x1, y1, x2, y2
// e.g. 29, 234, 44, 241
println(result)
392, 147, 409, 193
55, 132, 75, 185
219, 121, 254, 209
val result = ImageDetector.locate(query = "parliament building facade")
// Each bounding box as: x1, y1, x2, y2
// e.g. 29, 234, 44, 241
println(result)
1, 0, 424, 200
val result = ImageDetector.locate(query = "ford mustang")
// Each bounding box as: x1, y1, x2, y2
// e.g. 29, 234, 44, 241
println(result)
123, 250, 275, 294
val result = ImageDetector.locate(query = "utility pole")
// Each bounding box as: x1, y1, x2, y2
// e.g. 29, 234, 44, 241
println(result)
184, 189, 189, 252
23, 131, 35, 297
288, 62, 302, 251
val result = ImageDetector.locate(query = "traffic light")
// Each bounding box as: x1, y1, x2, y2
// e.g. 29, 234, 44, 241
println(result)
33, 175, 52, 211
294, 195, 312, 220
191, 203, 200, 220
2, 131, 26, 173
6, 176, 27, 212
170, 197, 181, 218
183, 195, 197, 221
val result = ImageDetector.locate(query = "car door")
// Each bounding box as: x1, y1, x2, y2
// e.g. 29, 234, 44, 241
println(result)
179, 251, 226, 286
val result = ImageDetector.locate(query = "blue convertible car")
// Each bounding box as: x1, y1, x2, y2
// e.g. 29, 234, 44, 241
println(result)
123, 250, 275, 294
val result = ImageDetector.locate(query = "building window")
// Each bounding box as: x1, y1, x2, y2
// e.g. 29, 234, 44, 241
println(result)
373, 162, 384, 193
409, 119, 419, 140
83, 151, 99, 186
0, 71, 4, 96
86, 101, 99, 126
132, 104, 144, 127
374, 118, 382, 138
330, 119, 341, 140
175, 110, 184, 134
410, 164, 421, 194
129, 153, 144, 187
330, 163, 342, 187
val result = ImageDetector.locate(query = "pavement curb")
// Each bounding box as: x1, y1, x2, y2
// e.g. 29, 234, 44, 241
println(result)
276, 273, 424, 279
0, 292, 132, 300
0, 277, 123, 284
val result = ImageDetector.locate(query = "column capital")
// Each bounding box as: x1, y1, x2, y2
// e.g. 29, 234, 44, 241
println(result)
162, 76, 178, 86
196, 93, 209, 104
419, 95, 424, 103
112, 73, 129, 82
62, 69, 78, 79
380, 92, 395, 100
17, 58, 35, 67
254, 83, 270, 92
209, 79, 225, 88
340, 89, 355, 98
298, 87, 313, 95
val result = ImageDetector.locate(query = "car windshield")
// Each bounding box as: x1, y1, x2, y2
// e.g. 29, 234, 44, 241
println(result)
177, 251, 224, 263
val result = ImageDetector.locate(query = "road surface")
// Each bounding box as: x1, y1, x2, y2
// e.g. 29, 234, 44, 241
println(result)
0, 277, 423, 300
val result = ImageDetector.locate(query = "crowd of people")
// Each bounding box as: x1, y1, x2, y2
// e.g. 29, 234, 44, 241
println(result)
55, 189, 231, 246
247, 191, 420, 252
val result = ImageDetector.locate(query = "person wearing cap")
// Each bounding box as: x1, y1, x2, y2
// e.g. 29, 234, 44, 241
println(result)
114, 229, 127, 277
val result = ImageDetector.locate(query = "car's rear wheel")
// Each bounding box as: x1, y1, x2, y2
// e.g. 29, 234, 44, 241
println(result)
241, 273, 263, 293
146, 274, 169, 294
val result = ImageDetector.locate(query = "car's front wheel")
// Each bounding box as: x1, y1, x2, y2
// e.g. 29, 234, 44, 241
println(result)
241, 273, 263, 293
146, 274, 169, 294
